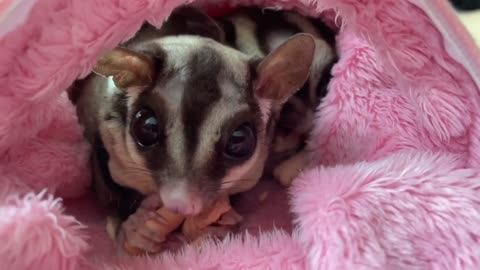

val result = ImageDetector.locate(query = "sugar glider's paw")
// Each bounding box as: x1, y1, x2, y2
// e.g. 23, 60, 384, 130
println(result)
273, 150, 309, 187
118, 194, 184, 255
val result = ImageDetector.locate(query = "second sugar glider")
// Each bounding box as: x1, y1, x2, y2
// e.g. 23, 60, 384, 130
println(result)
215, 8, 337, 186
71, 6, 317, 253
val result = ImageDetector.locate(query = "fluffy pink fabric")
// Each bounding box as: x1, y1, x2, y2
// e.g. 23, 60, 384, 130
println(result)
1, 0, 480, 269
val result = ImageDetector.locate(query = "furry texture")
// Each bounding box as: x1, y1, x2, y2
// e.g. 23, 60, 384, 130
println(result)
0, 192, 88, 270
1, 0, 480, 269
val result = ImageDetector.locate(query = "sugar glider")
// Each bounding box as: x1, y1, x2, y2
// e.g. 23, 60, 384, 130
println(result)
71, 6, 322, 253
215, 8, 337, 186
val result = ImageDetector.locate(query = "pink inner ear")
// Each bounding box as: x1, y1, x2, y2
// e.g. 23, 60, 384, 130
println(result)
94, 48, 155, 88
113, 71, 137, 89
254, 70, 277, 100
254, 34, 316, 102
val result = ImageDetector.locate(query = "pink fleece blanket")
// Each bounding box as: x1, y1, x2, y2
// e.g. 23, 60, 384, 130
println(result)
2, 0, 480, 269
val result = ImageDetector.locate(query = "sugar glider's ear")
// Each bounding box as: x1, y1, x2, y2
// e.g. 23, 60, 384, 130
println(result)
93, 48, 155, 89
254, 34, 316, 104
162, 6, 224, 42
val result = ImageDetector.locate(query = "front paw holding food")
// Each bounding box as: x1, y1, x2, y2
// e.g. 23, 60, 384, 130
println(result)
115, 194, 242, 256
118, 194, 184, 255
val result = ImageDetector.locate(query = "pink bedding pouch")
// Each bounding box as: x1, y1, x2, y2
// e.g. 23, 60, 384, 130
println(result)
1, 0, 480, 269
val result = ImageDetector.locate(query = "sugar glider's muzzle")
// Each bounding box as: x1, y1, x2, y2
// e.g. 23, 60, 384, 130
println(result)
159, 184, 204, 216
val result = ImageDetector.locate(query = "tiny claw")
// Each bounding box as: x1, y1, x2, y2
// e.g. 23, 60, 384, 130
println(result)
217, 208, 243, 226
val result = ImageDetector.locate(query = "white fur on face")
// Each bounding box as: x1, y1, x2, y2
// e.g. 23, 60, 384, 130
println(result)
93, 78, 157, 194
219, 132, 269, 193
219, 96, 273, 193
160, 74, 188, 173
99, 117, 157, 195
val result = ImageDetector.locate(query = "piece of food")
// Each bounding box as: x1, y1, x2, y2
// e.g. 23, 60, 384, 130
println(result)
123, 207, 184, 255
182, 196, 235, 241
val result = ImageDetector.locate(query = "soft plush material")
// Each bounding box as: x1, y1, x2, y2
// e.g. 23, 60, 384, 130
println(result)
1, 0, 480, 269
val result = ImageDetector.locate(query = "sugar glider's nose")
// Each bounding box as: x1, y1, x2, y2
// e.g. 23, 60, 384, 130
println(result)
159, 184, 204, 216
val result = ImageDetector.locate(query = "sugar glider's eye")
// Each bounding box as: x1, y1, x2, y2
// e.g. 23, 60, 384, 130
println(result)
132, 108, 159, 147
224, 123, 256, 161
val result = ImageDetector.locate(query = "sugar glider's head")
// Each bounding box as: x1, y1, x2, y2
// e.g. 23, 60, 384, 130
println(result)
93, 6, 316, 216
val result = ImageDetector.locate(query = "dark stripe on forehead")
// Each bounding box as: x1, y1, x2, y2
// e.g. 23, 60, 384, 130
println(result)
211, 62, 259, 155
181, 47, 223, 162
183, 58, 260, 191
